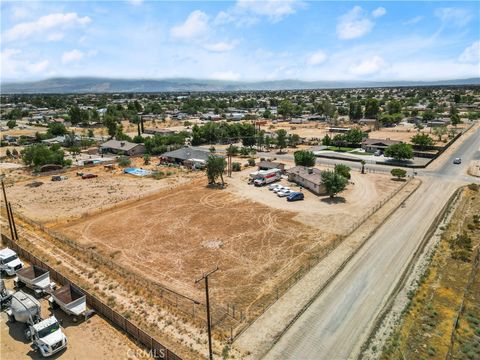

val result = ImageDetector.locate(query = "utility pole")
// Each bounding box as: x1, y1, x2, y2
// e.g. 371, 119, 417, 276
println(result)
1, 180, 15, 241
195, 266, 218, 360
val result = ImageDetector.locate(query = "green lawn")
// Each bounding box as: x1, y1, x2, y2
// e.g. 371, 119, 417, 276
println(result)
325, 146, 356, 152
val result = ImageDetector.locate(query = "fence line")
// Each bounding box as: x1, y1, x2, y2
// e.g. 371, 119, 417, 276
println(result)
1, 234, 182, 360
445, 246, 480, 359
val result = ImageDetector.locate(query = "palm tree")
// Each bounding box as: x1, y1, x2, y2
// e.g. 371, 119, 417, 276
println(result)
361, 160, 366, 174
226, 144, 238, 177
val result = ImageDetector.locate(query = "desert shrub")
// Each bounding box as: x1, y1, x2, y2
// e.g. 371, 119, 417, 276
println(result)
247, 158, 255, 166
118, 156, 131, 167
232, 162, 241, 171
468, 183, 479, 191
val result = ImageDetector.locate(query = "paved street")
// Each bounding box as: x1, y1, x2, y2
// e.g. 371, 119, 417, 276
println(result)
263, 124, 479, 360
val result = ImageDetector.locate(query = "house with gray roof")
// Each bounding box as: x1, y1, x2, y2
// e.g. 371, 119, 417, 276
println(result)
286, 166, 325, 195
100, 140, 146, 156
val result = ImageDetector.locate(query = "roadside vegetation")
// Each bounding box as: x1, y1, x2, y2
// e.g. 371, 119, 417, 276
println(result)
381, 186, 480, 359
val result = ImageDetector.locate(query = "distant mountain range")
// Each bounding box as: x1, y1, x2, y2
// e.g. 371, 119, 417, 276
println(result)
1, 77, 479, 94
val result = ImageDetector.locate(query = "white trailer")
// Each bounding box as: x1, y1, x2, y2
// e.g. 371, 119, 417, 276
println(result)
50, 284, 87, 319
15, 265, 55, 296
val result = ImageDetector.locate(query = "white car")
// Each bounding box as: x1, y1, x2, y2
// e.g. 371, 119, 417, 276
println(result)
277, 189, 292, 197
0, 248, 24, 276
273, 186, 285, 193
268, 183, 282, 191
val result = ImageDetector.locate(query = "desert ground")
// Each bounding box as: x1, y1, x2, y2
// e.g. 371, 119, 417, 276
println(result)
5, 160, 201, 224
53, 178, 335, 318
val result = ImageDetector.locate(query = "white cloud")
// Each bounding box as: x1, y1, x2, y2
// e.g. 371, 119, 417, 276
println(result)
204, 41, 236, 52
372, 7, 386, 18
459, 41, 480, 63
215, 0, 304, 26
27, 60, 50, 74
1, 49, 49, 78
211, 71, 241, 81
3, 12, 91, 42
403, 16, 424, 25
337, 6, 374, 40
435, 8, 472, 27
349, 56, 386, 75
170, 10, 209, 40
47, 33, 65, 41
62, 49, 85, 63
307, 50, 327, 65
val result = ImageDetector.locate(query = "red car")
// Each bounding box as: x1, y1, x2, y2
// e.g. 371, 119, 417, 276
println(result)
82, 173, 98, 179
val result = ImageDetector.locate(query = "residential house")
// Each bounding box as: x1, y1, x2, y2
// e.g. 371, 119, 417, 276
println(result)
286, 166, 325, 195
362, 138, 402, 152
100, 140, 146, 156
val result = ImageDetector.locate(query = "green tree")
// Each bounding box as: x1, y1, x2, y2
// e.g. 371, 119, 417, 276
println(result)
294, 150, 316, 167
321, 170, 348, 198
226, 144, 238, 177
205, 155, 226, 186
322, 134, 332, 146
364, 98, 379, 118
47, 123, 68, 136
21, 144, 66, 167
432, 126, 447, 141
344, 128, 367, 145
278, 100, 294, 120
391, 168, 407, 180
69, 106, 83, 125
143, 153, 151, 165
276, 129, 287, 152
87, 129, 94, 138
6, 119, 16, 129
386, 100, 402, 115
410, 133, 434, 150
103, 115, 118, 138
334, 164, 351, 179
384, 143, 414, 161
422, 109, 435, 122
349, 102, 363, 120
288, 133, 301, 148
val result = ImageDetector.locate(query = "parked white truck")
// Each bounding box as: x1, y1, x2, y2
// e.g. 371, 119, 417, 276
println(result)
0, 248, 24, 276
7, 291, 68, 357
253, 169, 282, 186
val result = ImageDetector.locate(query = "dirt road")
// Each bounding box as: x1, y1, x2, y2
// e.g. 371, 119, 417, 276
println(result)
262, 124, 480, 359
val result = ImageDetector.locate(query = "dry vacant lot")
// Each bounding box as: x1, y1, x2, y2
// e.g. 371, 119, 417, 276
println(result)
54, 179, 336, 316
6, 163, 200, 224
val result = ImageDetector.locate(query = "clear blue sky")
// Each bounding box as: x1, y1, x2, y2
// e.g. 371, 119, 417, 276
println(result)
1, 0, 479, 82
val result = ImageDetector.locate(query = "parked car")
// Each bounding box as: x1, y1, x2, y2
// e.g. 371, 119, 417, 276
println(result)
51, 176, 67, 181
268, 184, 282, 191
287, 192, 304, 202
273, 186, 285, 193
81, 174, 98, 179
453, 157, 462, 164
374, 150, 382, 156
277, 189, 292, 197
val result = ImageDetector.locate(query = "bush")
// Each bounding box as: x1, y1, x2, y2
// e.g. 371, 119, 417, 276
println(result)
232, 162, 241, 171
118, 156, 131, 167
247, 158, 255, 166
468, 183, 479, 191
391, 168, 407, 180
21, 144, 67, 167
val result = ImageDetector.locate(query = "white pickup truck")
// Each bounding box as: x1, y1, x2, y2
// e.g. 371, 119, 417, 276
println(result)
0, 248, 24, 276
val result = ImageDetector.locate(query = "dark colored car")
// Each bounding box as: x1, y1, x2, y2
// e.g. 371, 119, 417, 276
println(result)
82, 173, 98, 179
287, 192, 304, 202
